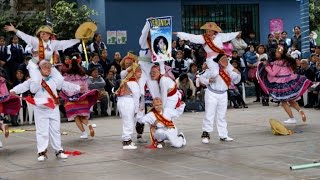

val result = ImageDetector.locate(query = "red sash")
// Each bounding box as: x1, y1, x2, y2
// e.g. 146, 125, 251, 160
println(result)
116, 77, 136, 96
38, 39, 57, 64
167, 84, 177, 97
203, 34, 225, 54
219, 66, 231, 87
41, 79, 59, 104
39, 39, 45, 61
148, 109, 175, 148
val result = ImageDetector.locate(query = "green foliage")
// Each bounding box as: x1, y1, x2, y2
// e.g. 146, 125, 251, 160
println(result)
0, 0, 96, 39
310, 0, 320, 31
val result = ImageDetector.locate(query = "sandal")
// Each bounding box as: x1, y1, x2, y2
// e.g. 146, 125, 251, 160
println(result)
299, 109, 307, 122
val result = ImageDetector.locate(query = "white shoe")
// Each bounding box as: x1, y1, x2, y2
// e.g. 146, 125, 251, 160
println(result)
178, 132, 187, 146
37, 155, 46, 162
137, 137, 147, 143
220, 136, 234, 142
0, 140, 2, 148
202, 137, 209, 144
80, 132, 88, 139
156, 143, 163, 149
284, 118, 297, 124
123, 142, 137, 150
57, 152, 69, 159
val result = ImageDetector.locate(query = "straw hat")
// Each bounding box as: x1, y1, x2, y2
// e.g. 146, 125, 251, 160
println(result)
120, 52, 138, 69
75, 22, 97, 39
200, 22, 222, 32
36, 25, 56, 36
269, 119, 293, 135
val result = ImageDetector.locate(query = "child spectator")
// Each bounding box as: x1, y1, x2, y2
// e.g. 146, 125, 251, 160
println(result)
176, 73, 196, 101
88, 53, 104, 76
171, 50, 188, 79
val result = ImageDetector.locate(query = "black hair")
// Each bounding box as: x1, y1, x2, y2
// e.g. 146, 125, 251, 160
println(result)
153, 36, 168, 54
179, 73, 189, 82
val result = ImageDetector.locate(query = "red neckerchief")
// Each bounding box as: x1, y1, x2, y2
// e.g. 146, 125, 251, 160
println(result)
203, 34, 225, 54
219, 65, 231, 87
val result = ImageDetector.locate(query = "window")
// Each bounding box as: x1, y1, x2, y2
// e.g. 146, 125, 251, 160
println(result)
182, 4, 259, 39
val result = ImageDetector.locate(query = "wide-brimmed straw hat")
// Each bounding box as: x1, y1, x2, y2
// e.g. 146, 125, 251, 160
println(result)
269, 119, 293, 135
36, 25, 56, 36
120, 52, 138, 69
200, 22, 222, 32
75, 22, 97, 39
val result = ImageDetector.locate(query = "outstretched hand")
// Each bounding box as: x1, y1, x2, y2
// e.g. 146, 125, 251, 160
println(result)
4, 23, 17, 33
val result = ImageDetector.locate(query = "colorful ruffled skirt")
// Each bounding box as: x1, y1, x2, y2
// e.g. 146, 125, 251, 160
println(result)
0, 95, 20, 115
257, 63, 312, 101
59, 90, 99, 121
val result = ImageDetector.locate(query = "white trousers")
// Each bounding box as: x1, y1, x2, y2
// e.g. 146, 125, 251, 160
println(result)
34, 106, 63, 153
202, 89, 229, 138
139, 61, 162, 98
155, 128, 184, 148
117, 97, 135, 141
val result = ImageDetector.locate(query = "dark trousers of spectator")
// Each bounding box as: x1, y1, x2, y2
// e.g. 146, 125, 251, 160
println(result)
253, 78, 261, 101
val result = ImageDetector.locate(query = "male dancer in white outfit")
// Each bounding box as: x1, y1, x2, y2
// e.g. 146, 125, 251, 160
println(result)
138, 98, 186, 148
199, 54, 241, 144
10, 60, 81, 161
150, 65, 184, 115
175, 22, 240, 73
4, 24, 80, 85
116, 63, 142, 150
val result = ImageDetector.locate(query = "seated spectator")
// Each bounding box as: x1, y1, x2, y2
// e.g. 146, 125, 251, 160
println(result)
310, 58, 320, 109
0, 36, 8, 69
88, 68, 108, 116
288, 43, 301, 60
104, 70, 119, 115
171, 50, 188, 79
297, 59, 316, 108
176, 73, 196, 101
88, 53, 104, 76
230, 50, 246, 80
187, 63, 198, 84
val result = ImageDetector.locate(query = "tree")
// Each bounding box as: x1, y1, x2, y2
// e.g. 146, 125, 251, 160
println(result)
0, 0, 96, 40
310, 0, 320, 31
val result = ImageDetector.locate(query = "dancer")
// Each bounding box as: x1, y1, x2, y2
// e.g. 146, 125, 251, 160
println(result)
0, 67, 20, 148
4, 23, 80, 87
150, 64, 184, 114
11, 60, 81, 161
59, 55, 99, 139
138, 97, 186, 148
199, 54, 241, 144
120, 53, 147, 143
175, 22, 240, 73
257, 47, 312, 124
116, 63, 142, 149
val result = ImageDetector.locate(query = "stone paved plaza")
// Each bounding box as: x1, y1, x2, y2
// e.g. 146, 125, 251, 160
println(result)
1, 98, 320, 180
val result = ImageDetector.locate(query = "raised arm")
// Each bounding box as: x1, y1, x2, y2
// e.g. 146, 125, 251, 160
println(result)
176, 32, 205, 44
54, 39, 80, 51
219, 32, 240, 43
139, 21, 150, 48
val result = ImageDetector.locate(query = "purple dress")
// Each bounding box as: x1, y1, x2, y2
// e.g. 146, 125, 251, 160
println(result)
59, 74, 98, 121
257, 60, 312, 101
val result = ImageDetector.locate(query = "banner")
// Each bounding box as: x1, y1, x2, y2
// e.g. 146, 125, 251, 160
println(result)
148, 16, 172, 62
107, 31, 116, 44
117, 30, 127, 44
269, 18, 283, 34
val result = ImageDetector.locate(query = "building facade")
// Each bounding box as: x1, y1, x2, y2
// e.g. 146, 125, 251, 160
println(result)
77, 0, 301, 56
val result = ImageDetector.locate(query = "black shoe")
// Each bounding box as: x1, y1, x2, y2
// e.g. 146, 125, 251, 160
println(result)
243, 104, 248, 108
253, 99, 260, 102
233, 105, 240, 108
10, 115, 19, 126
304, 104, 312, 108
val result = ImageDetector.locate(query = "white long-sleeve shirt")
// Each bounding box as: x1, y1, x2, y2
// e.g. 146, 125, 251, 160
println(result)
177, 31, 239, 73
16, 30, 80, 61
126, 81, 141, 113
10, 79, 31, 94
199, 63, 241, 92
159, 76, 176, 107
138, 108, 180, 129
